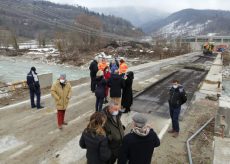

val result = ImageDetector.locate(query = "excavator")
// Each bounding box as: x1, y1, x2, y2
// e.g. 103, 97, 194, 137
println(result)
203, 42, 214, 55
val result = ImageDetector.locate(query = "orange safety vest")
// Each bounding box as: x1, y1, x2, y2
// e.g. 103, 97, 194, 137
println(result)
98, 61, 108, 71
119, 63, 128, 74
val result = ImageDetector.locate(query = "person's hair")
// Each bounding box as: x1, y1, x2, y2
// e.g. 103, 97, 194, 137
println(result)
86, 112, 107, 136
172, 79, 179, 83
104, 66, 109, 71
120, 59, 124, 63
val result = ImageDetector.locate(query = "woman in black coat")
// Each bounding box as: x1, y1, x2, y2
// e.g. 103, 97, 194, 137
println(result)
121, 71, 134, 113
79, 112, 111, 164
95, 70, 107, 112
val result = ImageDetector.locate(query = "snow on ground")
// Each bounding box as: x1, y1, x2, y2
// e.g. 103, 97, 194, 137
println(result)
0, 135, 25, 154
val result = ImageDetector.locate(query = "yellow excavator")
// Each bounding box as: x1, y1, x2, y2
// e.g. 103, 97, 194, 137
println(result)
203, 42, 214, 55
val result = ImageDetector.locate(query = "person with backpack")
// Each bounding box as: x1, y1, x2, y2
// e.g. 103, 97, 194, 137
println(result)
168, 80, 187, 138
95, 70, 107, 112
79, 112, 111, 164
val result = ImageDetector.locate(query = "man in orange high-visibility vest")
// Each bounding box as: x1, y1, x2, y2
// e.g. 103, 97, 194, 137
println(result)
98, 57, 108, 71
119, 58, 128, 78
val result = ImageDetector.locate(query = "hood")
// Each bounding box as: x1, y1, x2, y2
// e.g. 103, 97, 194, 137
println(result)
131, 126, 151, 137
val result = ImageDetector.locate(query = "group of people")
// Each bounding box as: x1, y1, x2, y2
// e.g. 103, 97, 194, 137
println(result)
26, 56, 187, 163
89, 56, 132, 113
79, 103, 161, 164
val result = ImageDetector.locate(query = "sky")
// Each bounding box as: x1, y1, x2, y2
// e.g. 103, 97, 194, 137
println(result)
50, 0, 230, 12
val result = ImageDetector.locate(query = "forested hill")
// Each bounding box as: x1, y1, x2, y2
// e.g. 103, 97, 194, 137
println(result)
0, 0, 143, 39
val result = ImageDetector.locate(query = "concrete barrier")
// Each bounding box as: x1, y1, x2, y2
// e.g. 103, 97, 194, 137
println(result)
38, 73, 53, 89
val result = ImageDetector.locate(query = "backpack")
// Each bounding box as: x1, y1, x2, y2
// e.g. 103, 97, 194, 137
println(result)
180, 89, 187, 105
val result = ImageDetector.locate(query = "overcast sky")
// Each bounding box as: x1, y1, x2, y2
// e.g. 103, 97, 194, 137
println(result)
50, 0, 230, 12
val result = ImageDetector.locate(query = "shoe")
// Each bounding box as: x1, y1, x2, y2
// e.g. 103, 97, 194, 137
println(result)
63, 122, 68, 125
58, 125, 62, 129
31, 105, 36, 108
168, 129, 175, 133
37, 106, 44, 109
172, 132, 179, 138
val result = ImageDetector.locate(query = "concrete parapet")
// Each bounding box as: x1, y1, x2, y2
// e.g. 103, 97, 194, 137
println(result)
200, 53, 223, 96
215, 96, 230, 138
38, 73, 53, 89
213, 137, 230, 164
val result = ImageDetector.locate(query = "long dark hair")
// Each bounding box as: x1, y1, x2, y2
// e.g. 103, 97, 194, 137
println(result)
86, 112, 107, 136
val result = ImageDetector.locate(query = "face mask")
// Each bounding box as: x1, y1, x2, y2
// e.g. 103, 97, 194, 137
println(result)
60, 79, 65, 83
112, 111, 119, 116
173, 85, 178, 89
105, 69, 108, 72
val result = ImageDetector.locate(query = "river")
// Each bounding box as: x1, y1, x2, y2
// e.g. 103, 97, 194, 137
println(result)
0, 56, 89, 83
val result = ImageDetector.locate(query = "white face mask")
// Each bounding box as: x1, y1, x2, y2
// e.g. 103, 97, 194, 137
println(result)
112, 111, 119, 116
173, 84, 178, 89
60, 79, 65, 83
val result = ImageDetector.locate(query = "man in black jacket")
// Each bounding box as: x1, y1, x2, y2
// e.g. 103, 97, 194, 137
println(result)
108, 71, 125, 108
26, 67, 44, 109
168, 80, 187, 138
118, 113, 160, 164
89, 56, 98, 92
103, 102, 125, 164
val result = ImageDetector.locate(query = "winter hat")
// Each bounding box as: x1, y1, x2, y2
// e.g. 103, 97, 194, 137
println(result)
94, 56, 98, 61
132, 113, 147, 128
60, 73, 66, 80
31, 66, 36, 72
96, 70, 103, 77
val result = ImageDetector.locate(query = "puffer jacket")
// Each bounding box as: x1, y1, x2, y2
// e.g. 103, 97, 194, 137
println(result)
51, 80, 72, 110
79, 130, 111, 164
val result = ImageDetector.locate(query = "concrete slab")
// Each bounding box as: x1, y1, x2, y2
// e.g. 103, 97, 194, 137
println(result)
213, 137, 230, 164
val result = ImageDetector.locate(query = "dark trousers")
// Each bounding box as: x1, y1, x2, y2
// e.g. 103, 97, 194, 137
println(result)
95, 96, 104, 112
57, 110, 66, 126
90, 77, 96, 92
108, 153, 117, 164
29, 88, 41, 108
169, 106, 181, 132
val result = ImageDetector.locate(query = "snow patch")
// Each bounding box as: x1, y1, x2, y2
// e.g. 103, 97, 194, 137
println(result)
0, 136, 25, 154
156, 19, 213, 38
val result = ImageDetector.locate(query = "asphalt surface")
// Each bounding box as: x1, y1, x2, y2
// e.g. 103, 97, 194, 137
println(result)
132, 68, 207, 118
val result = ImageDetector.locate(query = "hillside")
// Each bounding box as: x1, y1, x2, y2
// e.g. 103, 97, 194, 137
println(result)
0, 0, 143, 39
148, 9, 230, 38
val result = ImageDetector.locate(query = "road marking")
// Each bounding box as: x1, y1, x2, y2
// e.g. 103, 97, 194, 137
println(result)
0, 82, 90, 111
10, 145, 32, 159
158, 119, 171, 140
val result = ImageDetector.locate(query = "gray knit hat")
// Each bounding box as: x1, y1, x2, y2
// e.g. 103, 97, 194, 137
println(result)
60, 73, 66, 80
132, 113, 147, 128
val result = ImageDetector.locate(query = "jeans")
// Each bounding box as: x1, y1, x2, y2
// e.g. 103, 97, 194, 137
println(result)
95, 96, 104, 112
169, 106, 181, 132
29, 87, 41, 108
